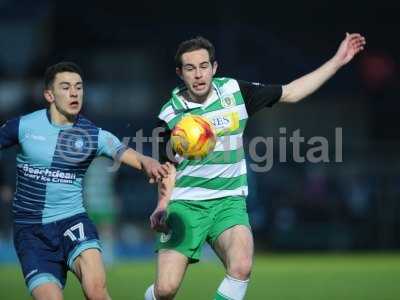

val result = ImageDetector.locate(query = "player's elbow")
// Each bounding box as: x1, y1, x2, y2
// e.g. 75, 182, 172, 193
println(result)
280, 83, 301, 103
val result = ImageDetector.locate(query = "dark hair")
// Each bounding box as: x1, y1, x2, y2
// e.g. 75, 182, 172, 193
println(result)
175, 36, 216, 68
44, 61, 83, 89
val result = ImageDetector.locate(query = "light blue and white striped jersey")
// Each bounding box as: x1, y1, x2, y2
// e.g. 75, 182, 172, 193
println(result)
0, 109, 127, 224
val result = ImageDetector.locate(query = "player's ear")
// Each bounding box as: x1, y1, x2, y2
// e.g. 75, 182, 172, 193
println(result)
44, 89, 54, 104
212, 61, 218, 76
176, 67, 183, 80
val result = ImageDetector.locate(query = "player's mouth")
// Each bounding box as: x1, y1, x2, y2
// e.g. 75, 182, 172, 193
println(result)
69, 101, 80, 108
193, 82, 206, 91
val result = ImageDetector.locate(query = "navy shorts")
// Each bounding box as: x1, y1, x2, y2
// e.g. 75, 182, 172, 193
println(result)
13, 213, 102, 293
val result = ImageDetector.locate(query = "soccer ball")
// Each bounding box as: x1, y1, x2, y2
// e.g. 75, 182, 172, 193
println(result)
171, 114, 216, 159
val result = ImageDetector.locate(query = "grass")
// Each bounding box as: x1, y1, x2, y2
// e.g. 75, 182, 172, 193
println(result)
1, 253, 399, 299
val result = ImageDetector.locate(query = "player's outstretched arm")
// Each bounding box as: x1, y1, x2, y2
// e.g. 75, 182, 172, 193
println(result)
119, 148, 170, 183
150, 162, 176, 232
280, 33, 366, 103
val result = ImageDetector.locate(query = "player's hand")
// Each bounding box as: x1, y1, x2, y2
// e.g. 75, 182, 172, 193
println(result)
333, 33, 366, 67
140, 156, 169, 183
150, 204, 168, 233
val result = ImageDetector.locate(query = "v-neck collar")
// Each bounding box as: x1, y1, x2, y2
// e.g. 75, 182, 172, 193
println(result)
171, 81, 221, 112
46, 109, 77, 129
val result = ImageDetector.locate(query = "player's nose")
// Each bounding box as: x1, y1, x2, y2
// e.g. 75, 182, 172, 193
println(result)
70, 88, 78, 97
194, 68, 202, 78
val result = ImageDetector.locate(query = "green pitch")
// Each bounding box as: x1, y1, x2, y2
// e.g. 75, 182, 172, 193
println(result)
1, 253, 399, 299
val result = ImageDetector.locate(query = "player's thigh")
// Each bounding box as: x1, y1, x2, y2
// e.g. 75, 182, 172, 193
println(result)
73, 248, 106, 285
213, 225, 254, 274
60, 213, 102, 272
61, 214, 106, 295
156, 249, 189, 290
32, 283, 63, 300
208, 197, 254, 272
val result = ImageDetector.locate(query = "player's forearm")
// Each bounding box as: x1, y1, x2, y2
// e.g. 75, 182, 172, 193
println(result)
157, 164, 176, 206
280, 58, 341, 103
118, 148, 145, 170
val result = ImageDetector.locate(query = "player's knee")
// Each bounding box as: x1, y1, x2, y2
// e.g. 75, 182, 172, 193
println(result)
84, 279, 109, 300
85, 288, 109, 300
32, 283, 63, 300
154, 281, 179, 300
228, 258, 252, 280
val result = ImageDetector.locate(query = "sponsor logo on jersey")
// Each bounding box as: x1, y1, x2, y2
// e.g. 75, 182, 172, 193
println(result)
18, 164, 77, 184
210, 112, 240, 134
212, 116, 230, 129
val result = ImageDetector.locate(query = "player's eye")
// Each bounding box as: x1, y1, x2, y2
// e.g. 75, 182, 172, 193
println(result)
184, 66, 194, 71
200, 63, 209, 69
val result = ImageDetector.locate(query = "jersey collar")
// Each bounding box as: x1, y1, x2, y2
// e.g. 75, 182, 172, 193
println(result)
171, 80, 221, 112
45, 109, 79, 129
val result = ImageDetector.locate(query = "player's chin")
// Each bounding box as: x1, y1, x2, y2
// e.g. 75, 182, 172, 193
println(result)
66, 106, 82, 116
192, 88, 210, 98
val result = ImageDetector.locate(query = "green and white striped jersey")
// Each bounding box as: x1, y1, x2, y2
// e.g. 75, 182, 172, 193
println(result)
158, 77, 282, 201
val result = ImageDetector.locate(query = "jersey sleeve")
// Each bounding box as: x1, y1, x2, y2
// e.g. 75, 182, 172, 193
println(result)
238, 80, 282, 116
156, 119, 176, 164
0, 117, 20, 149
97, 129, 128, 160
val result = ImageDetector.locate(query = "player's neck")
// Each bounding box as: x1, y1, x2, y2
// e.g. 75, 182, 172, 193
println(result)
49, 105, 76, 126
185, 89, 213, 104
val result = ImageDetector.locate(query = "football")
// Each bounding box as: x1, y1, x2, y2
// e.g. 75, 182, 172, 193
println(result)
171, 114, 216, 159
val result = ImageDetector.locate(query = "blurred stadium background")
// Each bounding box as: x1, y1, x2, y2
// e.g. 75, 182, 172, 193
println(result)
0, 0, 399, 299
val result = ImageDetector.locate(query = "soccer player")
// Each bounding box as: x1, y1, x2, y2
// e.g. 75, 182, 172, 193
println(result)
0, 62, 169, 300
145, 33, 366, 300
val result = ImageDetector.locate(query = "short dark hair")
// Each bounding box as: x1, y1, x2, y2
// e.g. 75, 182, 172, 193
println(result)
175, 36, 216, 68
44, 61, 83, 89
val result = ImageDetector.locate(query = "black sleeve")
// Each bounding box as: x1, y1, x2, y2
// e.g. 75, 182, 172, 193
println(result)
0, 117, 20, 149
238, 80, 282, 117
156, 119, 176, 164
